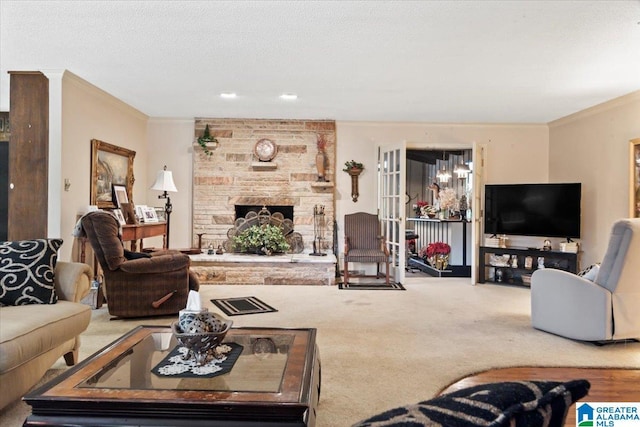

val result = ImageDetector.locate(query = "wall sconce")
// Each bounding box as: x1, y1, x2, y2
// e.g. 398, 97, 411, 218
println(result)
343, 160, 364, 202
197, 124, 219, 157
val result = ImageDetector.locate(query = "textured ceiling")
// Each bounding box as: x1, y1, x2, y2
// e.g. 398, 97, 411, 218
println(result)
1, 1, 639, 123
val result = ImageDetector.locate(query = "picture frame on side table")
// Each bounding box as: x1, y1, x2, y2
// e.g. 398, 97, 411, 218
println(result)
631, 138, 640, 218
90, 139, 136, 209
142, 206, 158, 223
120, 202, 138, 224
154, 207, 166, 221
112, 209, 126, 226
112, 184, 129, 208
135, 205, 147, 223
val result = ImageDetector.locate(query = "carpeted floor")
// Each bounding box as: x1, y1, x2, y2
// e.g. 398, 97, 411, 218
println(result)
2, 276, 639, 426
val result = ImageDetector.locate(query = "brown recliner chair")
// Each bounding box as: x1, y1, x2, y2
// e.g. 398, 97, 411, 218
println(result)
80, 211, 198, 318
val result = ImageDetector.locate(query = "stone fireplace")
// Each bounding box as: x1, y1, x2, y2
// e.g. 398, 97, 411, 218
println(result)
192, 119, 336, 255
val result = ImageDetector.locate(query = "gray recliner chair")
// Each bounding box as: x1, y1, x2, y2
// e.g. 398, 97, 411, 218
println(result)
531, 218, 640, 341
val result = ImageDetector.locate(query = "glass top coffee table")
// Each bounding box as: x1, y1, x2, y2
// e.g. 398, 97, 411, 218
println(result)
24, 326, 320, 426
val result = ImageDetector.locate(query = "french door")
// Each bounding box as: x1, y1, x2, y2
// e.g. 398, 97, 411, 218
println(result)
377, 142, 407, 284
471, 142, 486, 284
378, 141, 483, 285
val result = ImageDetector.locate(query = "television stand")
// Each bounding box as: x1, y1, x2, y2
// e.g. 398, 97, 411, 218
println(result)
478, 246, 578, 286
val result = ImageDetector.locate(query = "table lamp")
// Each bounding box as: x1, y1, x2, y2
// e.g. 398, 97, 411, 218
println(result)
151, 165, 177, 248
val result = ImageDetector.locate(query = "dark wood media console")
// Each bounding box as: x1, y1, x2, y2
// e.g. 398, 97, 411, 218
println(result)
479, 246, 578, 286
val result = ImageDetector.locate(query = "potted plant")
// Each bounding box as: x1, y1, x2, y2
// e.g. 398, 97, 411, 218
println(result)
197, 124, 218, 157
419, 242, 451, 270
343, 160, 364, 173
232, 224, 290, 255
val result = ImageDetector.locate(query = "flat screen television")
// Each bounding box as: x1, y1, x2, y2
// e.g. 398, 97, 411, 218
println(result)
484, 183, 581, 238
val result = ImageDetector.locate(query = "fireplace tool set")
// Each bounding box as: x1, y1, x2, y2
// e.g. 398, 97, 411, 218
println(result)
311, 205, 327, 256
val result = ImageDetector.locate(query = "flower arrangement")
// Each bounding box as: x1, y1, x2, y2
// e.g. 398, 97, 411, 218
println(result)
419, 241, 451, 270
232, 224, 290, 255
438, 188, 459, 210
317, 133, 327, 152
423, 242, 451, 257
413, 201, 429, 216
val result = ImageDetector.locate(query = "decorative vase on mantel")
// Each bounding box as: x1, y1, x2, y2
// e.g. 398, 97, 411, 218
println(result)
316, 151, 327, 182
315, 134, 328, 182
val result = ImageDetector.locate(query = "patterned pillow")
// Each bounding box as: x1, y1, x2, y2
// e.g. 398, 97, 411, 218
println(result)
352, 379, 590, 427
0, 239, 63, 306
578, 263, 600, 281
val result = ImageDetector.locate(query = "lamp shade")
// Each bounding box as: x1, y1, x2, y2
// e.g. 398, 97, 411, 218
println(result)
151, 167, 178, 192
436, 166, 451, 183
454, 162, 470, 178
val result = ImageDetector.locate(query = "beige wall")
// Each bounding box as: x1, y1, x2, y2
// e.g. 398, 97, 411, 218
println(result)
548, 91, 640, 266
53, 71, 638, 275
59, 71, 148, 261
335, 122, 550, 263
146, 118, 195, 249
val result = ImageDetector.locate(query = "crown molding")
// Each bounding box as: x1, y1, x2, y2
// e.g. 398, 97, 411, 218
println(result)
62, 70, 148, 121
548, 91, 640, 128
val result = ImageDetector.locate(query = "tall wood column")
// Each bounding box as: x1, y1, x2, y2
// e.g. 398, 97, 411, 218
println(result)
8, 71, 49, 240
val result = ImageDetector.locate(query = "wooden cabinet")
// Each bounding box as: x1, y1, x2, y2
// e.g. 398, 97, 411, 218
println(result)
8, 72, 49, 240
122, 221, 168, 251
479, 246, 578, 286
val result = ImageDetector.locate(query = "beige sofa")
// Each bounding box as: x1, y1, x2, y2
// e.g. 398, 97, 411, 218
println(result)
0, 261, 92, 410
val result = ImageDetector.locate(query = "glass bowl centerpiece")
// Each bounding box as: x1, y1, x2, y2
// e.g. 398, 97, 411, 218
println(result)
172, 310, 233, 366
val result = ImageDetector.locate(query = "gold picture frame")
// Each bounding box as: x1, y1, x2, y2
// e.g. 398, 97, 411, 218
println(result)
90, 139, 136, 209
631, 138, 640, 218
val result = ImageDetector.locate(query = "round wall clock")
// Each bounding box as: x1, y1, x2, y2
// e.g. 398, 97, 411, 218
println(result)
254, 138, 277, 162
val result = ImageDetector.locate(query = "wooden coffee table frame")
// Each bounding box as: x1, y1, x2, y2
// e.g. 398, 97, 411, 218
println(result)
24, 326, 321, 426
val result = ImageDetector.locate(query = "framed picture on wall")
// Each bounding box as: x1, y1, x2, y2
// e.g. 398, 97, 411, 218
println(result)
90, 139, 136, 209
631, 138, 640, 218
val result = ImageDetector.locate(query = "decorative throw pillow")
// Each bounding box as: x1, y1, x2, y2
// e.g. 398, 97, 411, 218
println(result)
351, 379, 590, 427
578, 263, 600, 281
0, 239, 63, 306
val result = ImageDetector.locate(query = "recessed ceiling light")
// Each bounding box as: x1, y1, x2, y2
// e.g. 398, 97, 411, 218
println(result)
279, 93, 298, 100
220, 92, 237, 99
